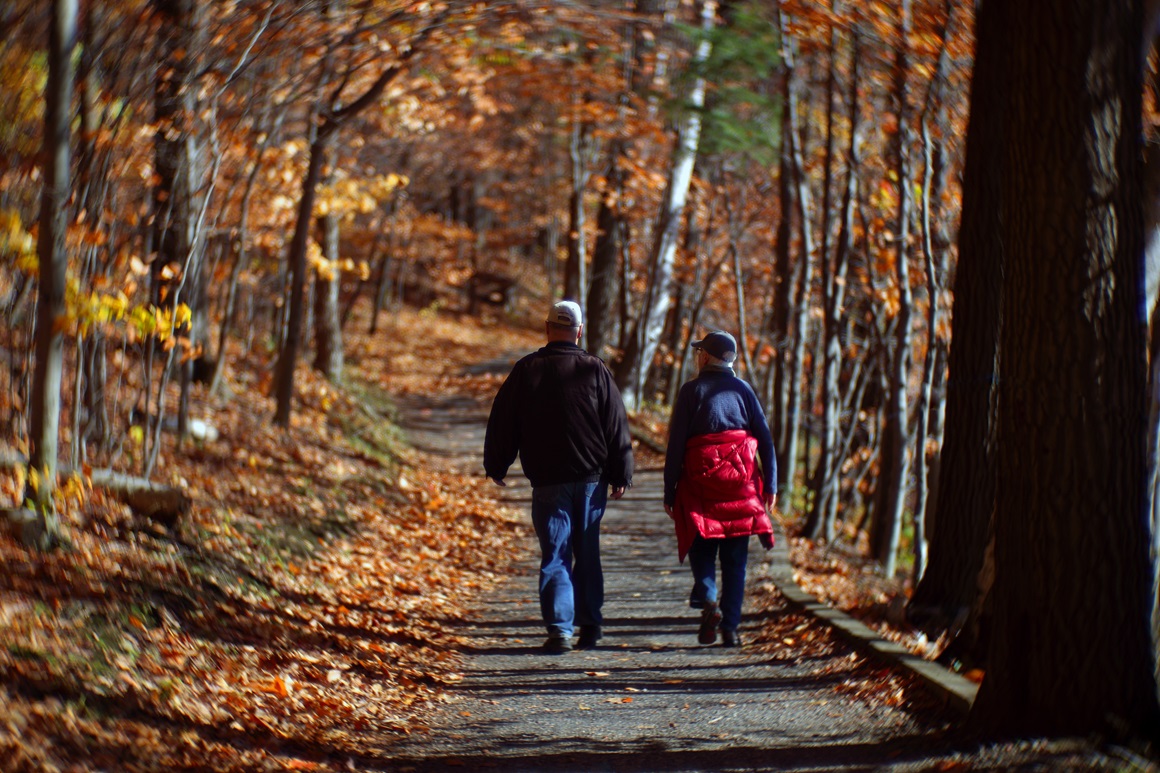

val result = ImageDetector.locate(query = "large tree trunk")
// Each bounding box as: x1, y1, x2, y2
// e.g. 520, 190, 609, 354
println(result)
907, 0, 1005, 635
21, 0, 78, 547
971, 0, 1160, 738
615, 0, 716, 409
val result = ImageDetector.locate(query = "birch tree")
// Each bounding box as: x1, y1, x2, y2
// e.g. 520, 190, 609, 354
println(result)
616, 0, 717, 409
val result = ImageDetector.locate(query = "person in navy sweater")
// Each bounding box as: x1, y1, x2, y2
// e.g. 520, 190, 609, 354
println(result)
664, 330, 776, 647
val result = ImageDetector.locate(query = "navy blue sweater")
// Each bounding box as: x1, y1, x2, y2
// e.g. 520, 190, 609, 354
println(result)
664, 366, 776, 506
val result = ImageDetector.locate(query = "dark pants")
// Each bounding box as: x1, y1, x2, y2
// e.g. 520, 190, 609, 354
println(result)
688, 534, 750, 631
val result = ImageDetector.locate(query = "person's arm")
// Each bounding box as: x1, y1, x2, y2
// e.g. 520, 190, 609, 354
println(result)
483, 364, 522, 484
744, 382, 777, 504
664, 383, 693, 509
600, 363, 634, 492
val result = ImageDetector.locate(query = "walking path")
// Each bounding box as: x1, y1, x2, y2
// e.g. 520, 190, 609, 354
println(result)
379, 377, 956, 772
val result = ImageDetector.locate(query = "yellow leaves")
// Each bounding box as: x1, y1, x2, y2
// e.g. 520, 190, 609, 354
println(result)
0, 208, 36, 263
315, 173, 408, 220
124, 301, 193, 343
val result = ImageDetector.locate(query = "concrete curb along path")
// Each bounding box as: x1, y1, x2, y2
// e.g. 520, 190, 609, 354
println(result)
762, 532, 979, 716
384, 383, 961, 772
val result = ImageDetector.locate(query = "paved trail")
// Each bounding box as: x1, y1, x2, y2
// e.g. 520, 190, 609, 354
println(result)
381, 368, 948, 772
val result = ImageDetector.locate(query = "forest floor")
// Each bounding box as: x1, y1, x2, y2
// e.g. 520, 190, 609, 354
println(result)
0, 305, 1149, 771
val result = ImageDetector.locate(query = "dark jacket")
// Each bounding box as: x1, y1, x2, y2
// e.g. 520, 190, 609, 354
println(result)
484, 341, 633, 489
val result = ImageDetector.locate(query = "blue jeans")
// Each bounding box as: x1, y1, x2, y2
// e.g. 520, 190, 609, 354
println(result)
531, 480, 608, 638
688, 535, 750, 632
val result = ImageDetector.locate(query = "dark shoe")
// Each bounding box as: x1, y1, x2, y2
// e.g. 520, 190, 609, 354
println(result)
543, 635, 573, 654
577, 625, 603, 649
698, 603, 722, 645
720, 629, 743, 648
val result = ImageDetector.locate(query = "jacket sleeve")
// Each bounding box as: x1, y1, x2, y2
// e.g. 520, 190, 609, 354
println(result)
484, 364, 522, 481
664, 383, 693, 506
600, 364, 634, 489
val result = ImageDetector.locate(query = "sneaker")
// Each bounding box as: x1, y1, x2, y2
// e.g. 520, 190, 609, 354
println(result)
543, 635, 573, 654
720, 629, 743, 648
698, 602, 722, 645
577, 625, 603, 649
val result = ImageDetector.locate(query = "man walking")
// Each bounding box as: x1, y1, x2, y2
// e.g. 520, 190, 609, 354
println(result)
484, 300, 634, 654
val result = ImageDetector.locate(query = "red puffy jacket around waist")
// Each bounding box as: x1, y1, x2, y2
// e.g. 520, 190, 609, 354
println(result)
672, 429, 773, 562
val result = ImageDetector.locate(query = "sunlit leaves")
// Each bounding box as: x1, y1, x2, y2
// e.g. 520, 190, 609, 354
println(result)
0, 209, 36, 271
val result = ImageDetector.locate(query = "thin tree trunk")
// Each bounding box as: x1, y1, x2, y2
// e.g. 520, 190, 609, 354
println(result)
22, 0, 77, 546
807, 20, 860, 542
781, 58, 816, 504
871, 0, 914, 578
312, 143, 343, 382
210, 105, 284, 396
769, 50, 796, 490
911, 0, 955, 583
564, 94, 590, 309
273, 11, 443, 425
616, 0, 717, 409
274, 134, 329, 424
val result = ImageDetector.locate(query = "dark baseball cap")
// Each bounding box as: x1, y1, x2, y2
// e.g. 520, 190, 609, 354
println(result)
691, 330, 737, 362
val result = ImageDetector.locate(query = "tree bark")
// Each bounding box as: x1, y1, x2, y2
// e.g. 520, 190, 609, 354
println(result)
22, 0, 78, 546
781, 55, 816, 505
908, 0, 1005, 634
587, 143, 625, 360
274, 133, 329, 425
768, 29, 797, 492
312, 144, 343, 382
971, 0, 1160, 738
870, 0, 914, 578
564, 94, 591, 309
912, 1, 956, 581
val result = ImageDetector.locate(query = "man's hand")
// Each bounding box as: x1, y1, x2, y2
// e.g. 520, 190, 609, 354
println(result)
664, 502, 674, 519
610, 485, 626, 500
491, 477, 507, 487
